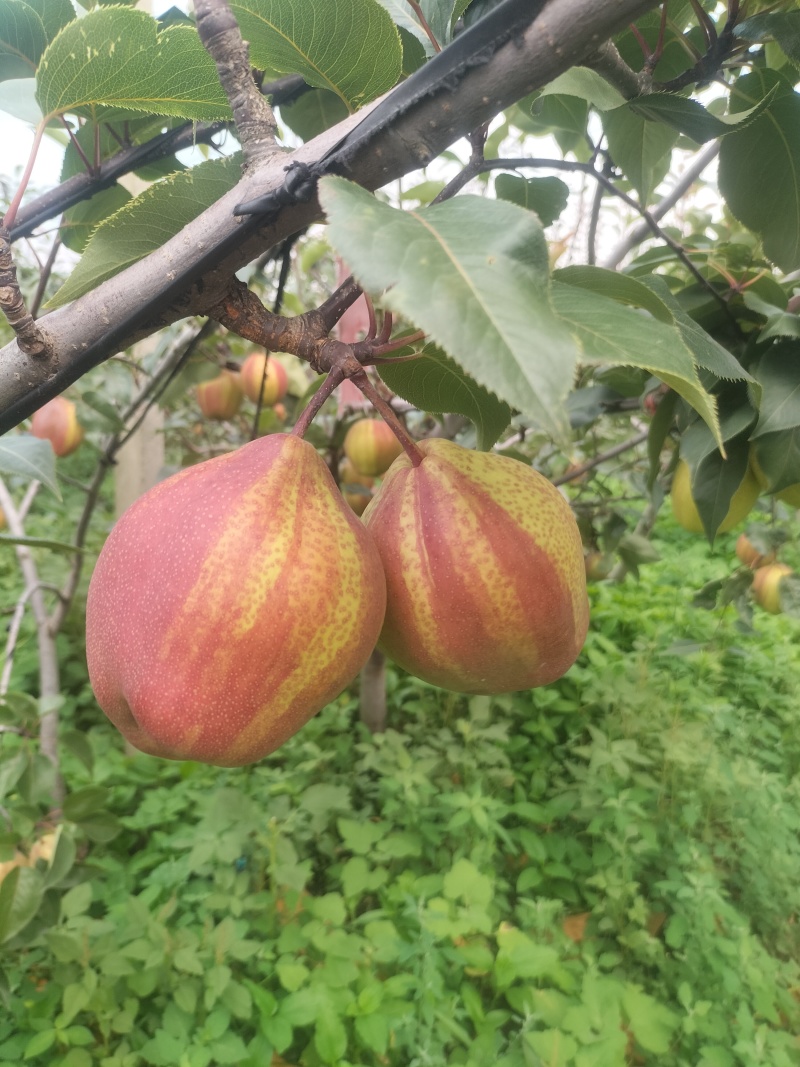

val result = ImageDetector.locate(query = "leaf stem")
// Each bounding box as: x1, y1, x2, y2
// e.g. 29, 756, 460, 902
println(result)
292, 368, 344, 439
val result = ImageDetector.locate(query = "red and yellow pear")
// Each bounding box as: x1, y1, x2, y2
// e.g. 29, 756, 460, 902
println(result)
344, 419, 404, 477
339, 458, 374, 516
362, 439, 589, 694
30, 396, 84, 457
86, 435, 386, 766
752, 563, 792, 615
671, 459, 759, 535
196, 370, 243, 420
240, 354, 289, 407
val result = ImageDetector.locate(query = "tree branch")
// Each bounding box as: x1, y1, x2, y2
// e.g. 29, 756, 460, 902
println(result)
0, 0, 661, 433
195, 0, 281, 169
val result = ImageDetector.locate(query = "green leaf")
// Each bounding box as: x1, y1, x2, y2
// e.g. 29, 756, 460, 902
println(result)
719, 70, 800, 271
319, 178, 579, 443
378, 343, 512, 450
443, 858, 493, 908
752, 343, 800, 437
36, 8, 231, 122
601, 104, 678, 202
315, 1006, 348, 1064
523, 1029, 578, 1066
23, 1028, 56, 1060
355, 1012, 388, 1055
554, 265, 673, 323
62, 785, 110, 822
751, 428, 800, 494
0, 534, 81, 554
627, 89, 776, 144
60, 881, 92, 919
641, 276, 757, 388
684, 433, 753, 541
229, 0, 401, 110
622, 985, 679, 1054
0, 434, 59, 497
541, 66, 625, 111
0, 865, 44, 943
0, 0, 73, 80
743, 291, 800, 341
61, 184, 133, 255
0, 75, 42, 122
494, 174, 569, 227
279, 88, 349, 141
0, 750, 27, 800
48, 155, 242, 308
550, 279, 722, 450
43, 829, 76, 888
735, 12, 800, 66
375, 0, 435, 55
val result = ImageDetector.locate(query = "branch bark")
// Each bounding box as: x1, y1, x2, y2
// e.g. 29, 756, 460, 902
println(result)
0, 0, 660, 433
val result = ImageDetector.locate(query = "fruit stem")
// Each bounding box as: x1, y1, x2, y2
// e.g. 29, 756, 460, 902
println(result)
292, 368, 343, 439
351, 370, 424, 467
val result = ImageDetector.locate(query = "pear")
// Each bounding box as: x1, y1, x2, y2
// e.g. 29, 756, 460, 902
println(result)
30, 396, 84, 457
344, 419, 404, 477
196, 370, 243, 420
86, 435, 386, 766
240, 354, 289, 406
362, 439, 589, 694
671, 459, 759, 535
752, 563, 792, 614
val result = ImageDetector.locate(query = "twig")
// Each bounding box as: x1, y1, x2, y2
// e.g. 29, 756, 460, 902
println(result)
586, 40, 649, 97
552, 430, 649, 486
478, 157, 730, 311
431, 123, 489, 204
30, 232, 62, 319
292, 368, 344, 439
9, 76, 303, 241
600, 141, 720, 268
351, 370, 424, 466
587, 177, 604, 266
195, 0, 281, 169
407, 0, 442, 52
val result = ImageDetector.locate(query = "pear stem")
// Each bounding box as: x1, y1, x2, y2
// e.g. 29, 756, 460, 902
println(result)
292, 368, 343, 439
351, 370, 424, 467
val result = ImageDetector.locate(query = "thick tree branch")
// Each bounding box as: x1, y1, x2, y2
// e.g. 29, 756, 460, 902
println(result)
0, 0, 661, 433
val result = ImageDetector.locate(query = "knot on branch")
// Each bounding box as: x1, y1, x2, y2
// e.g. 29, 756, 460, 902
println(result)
0, 227, 49, 359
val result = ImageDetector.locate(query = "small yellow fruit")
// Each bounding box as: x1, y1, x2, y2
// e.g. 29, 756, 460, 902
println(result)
735, 533, 776, 570
752, 563, 793, 614
671, 460, 759, 535
344, 419, 404, 477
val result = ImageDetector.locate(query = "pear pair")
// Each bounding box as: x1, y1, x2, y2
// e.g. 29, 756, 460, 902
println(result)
86, 435, 589, 766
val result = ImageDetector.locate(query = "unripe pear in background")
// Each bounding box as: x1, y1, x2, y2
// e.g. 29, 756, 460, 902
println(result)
344, 419, 404, 477
735, 533, 776, 570
584, 551, 613, 581
777, 484, 800, 507
363, 439, 589, 694
339, 458, 374, 516
670, 459, 759, 535
752, 563, 793, 614
30, 396, 84, 457
196, 370, 243, 420
240, 353, 289, 407
86, 435, 386, 766
750, 450, 800, 507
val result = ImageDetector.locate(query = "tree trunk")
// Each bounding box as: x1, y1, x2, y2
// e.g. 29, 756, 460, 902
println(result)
359, 648, 387, 733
